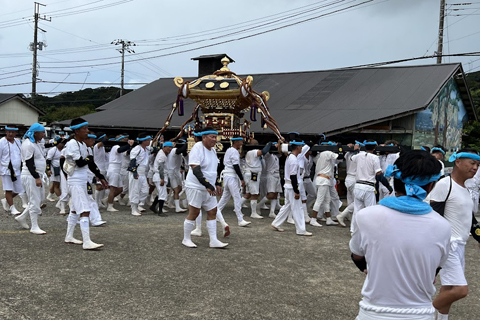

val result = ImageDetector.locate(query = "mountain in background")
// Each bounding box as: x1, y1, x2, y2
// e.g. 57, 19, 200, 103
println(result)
35, 86, 133, 123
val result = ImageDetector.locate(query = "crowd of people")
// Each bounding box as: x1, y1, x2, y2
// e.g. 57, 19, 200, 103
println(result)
2, 120, 480, 319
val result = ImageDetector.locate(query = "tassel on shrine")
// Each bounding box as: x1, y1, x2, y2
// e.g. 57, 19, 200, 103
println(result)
250, 104, 257, 121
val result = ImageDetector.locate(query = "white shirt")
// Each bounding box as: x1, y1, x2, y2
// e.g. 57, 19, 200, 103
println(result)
264, 153, 280, 174
345, 151, 364, 178
379, 153, 399, 172
313, 151, 338, 186
46, 146, 62, 168
223, 147, 241, 177
245, 149, 262, 172
166, 148, 183, 172
185, 141, 219, 190
130, 145, 149, 168
284, 153, 298, 189
430, 177, 473, 242
352, 152, 382, 184
93, 144, 108, 173
21, 139, 47, 176
153, 149, 167, 181
350, 205, 451, 309
0, 137, 22, 175
64, 139, 89, 185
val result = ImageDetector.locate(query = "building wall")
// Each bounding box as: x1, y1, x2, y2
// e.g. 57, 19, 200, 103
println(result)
0, 98, 39, 126
413, 77, 467, 154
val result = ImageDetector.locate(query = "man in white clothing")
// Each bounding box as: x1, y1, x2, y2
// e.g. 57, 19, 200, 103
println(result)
128, 133, 152, 216
150, 141, 172, 216
217, 137, 251, 227
431, 149, 480, 320
0, 126, 27, 215
106, 136, 134, 212
257, 144, 283, 218
14, 123, 48, 234
166, 141, 188, 212
63, 118, 108, 250
181, 127, 228, 248
93, 133, 109, 209
46, 137, 66, 202
271, 140, 312, 236
241, 141, 272, 219
350, 150, 450, 319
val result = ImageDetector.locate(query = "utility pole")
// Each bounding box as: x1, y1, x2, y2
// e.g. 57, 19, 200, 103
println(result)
111, 39, 136, 96
30, 2, 51, 104
436, 0, 446, 64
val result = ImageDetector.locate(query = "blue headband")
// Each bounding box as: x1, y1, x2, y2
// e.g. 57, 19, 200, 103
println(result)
96, 134, 106, 141
5, 126, 18, 131
230, 137, 243, 141
449, 152, 480, 162
431, 147, 446, 155
88, 134, 97, 139
115, 135, 129, 141
70, 122, 88, 130
163, 141, 173, 147
290, 140, 305, 146
321, 141, 336, 145
421, 146, 427, 151
193, 132, 201, 137
23, 123, 45, 143
385, 164, 441, 200
355, 140, 365, 146
363, 140, 377, 146
200, 130, 218, 136
137, 136, 153, 142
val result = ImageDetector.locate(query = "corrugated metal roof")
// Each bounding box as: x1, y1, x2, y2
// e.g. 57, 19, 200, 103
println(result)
64, 63, 474, 135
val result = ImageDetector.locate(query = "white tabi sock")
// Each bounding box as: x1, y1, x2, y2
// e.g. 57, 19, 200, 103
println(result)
206, 219, 218, 242
258, 197, 268, 208
437, 312, 448, 320
195, 211, 202, 230
241, 197, 247, 206
183, 219, 195, 242
29, 210, 45, 234
80, 217, 92, 243
174, 199, 182, 210
216, 209, 227, 228
269, 199, 277, 215
250, 200, 257, 214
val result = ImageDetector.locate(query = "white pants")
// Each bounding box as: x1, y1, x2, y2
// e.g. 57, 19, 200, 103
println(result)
129, 172, 148, 205
217, 175, 244, 222
121, 172, 129, 194
313, 185, 330, 212
153, 173, 168, 201
272, 187, 306, 235
303, 178, 317, 206
352, 186, 376, 233
59, 172, 70, 202
21, 175, 44, 216
356, 308, 434, 320
2, 174, 24, 193
88, 195, 103, 224
244, 171, 261, 195
439, 240, 467, 286
328, 184, 341, 217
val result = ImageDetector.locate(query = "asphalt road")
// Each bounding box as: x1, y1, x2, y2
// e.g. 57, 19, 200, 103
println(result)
1, 196, 479, 320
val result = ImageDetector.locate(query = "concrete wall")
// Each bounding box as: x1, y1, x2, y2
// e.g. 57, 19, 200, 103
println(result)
0, 97, 39, 126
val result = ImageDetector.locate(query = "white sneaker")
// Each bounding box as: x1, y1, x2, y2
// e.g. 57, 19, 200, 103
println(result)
162, 207, 168, 213
1, 198, 9, 211
271, 224, 284, 232
298, 231, 313, 236
92, 221, 107, 227
305, 216, 311, 223
268, 213, 277, 218
167, 202, 175, 209
209, 239, 229, 248
137, 206, 146, 212
326, 218, 338, 226
191, 229, 202, 237
118, 198, 126, 206
131, 211, 142, 216
286, 217, 295, 224
238, 220, 251, 227
310, 219, 323, 227
251, 212, 264, 219
175, 207, 187, 213
261, 204, 269, 210
242, 203, 248, 208
83, 241, 104, 250
182, 239, 197, 248
46, 194, 56, 202
65, 237, 83, 245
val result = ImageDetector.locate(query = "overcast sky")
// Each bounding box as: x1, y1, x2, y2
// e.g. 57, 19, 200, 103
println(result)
0, 0, 479, 96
